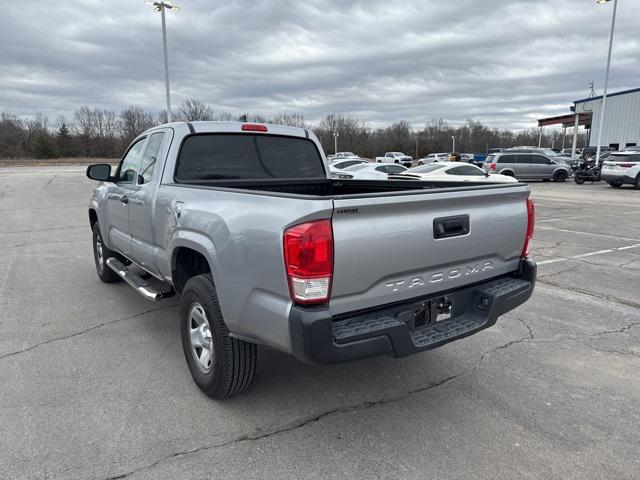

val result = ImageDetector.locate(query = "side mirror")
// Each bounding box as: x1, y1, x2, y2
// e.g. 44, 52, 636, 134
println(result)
86, 164, 112, 181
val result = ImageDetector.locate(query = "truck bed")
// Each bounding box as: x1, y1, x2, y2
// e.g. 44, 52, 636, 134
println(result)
173, 177, 522, 198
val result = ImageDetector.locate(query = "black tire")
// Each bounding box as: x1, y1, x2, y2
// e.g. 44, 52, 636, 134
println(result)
553, 170, 568, 182
502, 171, 514, 177
542, 179, 551, 182
607, 181, 622, 188
179, 274, 257, 399
574, 174, 585, 185
635, 175, 640, 190
92, 223, 121, 283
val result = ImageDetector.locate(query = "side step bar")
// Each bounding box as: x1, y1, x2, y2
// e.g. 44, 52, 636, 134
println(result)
106, 258, 174, 302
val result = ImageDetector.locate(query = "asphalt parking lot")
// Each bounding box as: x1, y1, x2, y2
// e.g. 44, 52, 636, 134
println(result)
1, 166, 639, 480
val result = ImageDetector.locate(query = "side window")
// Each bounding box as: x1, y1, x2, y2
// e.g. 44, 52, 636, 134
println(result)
116, 139, 146, 183
445, 167, 459, 175
498, 155, 515, 164
516, 154, 533, 164
375, 166, 388, 173
456, 165, 484, 176
138, 132, 165, 184
530, 155, 548, 165
386, 165, 406, 174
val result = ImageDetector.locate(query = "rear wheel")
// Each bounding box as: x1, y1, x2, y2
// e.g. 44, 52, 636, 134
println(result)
635, 175, 640, 190
574, 174, 586, 185
502, 171, 514, 177
92, 223, 121, 283
607, 181, 623, 188
542, 179, 550, 182
179, 274, 257, 399
553, 170, 568, 182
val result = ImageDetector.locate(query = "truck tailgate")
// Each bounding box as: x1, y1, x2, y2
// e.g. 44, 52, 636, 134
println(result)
330, 185, 530, 315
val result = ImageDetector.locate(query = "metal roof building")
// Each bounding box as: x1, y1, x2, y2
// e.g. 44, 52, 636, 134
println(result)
573, 87, 640, 150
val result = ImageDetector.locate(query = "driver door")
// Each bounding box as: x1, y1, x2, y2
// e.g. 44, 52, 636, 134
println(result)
103, 137, 146, 256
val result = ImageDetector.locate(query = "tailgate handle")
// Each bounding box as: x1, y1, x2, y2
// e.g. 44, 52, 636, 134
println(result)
433, 215, 470, 239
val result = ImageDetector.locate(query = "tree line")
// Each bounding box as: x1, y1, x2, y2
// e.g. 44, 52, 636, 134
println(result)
0, 98, 587, 159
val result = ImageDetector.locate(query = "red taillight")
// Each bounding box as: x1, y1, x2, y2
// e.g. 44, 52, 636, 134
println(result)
489, 163, 497, 171
522, 198, 535, 257
283, 219, 333, 305
241, 123, 268, 132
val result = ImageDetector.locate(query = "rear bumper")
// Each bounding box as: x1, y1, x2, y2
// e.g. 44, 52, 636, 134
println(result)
290, 259, 536, 364
601, 172, 634, 184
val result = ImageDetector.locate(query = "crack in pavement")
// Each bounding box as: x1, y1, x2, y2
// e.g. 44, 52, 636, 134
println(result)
73, 314, 640, 479
103, 318, 539, 480
572, 339, 640, 358
590, 321, 640, 338
0, 225, 86, 234
536, 278, 640, 310
103, 372, 467, 480
0, 305, 176, 361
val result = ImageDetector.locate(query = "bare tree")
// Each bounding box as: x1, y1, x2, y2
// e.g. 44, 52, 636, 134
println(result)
271, 113, 310, 128
120, 106, 155, 145
179, 98, 214, 121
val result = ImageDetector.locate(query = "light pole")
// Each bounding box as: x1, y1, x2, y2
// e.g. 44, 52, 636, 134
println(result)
451, 135, 456, 153
333, 132, 339, 155
146, 1, 180, 123
415, 134, 419, 159
594, 0, 618, 165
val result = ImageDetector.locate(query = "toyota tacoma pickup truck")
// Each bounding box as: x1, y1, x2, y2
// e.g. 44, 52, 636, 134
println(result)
86, 121, 536, 399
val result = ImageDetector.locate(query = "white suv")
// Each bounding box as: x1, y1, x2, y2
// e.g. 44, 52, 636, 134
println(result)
600, 151, 640, 189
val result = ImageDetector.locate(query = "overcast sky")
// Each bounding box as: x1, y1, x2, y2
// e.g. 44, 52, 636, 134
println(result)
1, 0, 639, 129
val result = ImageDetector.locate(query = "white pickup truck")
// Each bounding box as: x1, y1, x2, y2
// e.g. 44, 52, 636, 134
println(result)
376, 152, 413, 167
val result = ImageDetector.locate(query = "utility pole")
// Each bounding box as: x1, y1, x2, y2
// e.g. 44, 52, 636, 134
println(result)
146, 1, 180, 122
594, 0, 618, 165
451, 136, 456, 153
333, 132, 339, 155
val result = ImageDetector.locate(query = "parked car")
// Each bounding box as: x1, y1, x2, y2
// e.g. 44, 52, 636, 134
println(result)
600, 150, 640, 188
390, 162, 518, 184
483, 151, 571, 182
561, 148, 582, 156
376, 152, 413, 167
472, 153, 488, 166
86, 120, 536, 398
505, 147, 579, 170
328, 158, 368, 171
417, 153, 450, 165
339, 162, 407, 180
488, 148, 504, 154
580, 146, 616, 161
328, 152, 359, 161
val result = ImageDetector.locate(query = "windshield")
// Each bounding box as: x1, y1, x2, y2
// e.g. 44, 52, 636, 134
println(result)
344, 163, 369, 171
406, 164, 447, 174
541, 149, 560, 157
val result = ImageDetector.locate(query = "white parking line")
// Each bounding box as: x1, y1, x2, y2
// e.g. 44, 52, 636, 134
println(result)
538, 244, 640, 265
536, 225, 640, 242
537, 210, 639, 223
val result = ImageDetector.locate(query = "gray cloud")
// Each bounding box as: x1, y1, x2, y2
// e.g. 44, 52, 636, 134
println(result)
1, 0, 638, 129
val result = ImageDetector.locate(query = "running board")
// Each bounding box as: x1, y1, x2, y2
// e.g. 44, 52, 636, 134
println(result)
106, 258, 174, 302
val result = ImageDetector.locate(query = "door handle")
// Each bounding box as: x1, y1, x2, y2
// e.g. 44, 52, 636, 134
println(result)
120, 196, 129, 205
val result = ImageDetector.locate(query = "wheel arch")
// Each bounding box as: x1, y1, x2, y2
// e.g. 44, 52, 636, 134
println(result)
89, 209, 98, 229
171, 243, 215, 294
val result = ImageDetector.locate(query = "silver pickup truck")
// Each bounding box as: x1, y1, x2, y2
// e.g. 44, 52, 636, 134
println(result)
86, 121, 536, 399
